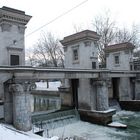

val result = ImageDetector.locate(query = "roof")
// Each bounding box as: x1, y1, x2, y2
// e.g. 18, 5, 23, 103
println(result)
0, 6, 32, 25
1, 6, 25, 15
104, 42, 135, 53
60, 30, 100, 46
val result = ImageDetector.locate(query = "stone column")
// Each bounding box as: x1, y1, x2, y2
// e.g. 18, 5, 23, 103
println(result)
9, 82, 34, 131
135, 79, 140, 100
95, 80, 109, 111
119, 77, 131, 101
0, 83, 4, 100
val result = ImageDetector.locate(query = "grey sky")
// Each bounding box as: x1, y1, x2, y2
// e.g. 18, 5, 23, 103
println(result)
0, 0, 140, 48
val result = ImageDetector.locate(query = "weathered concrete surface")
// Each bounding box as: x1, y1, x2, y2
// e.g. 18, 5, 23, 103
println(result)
61, 30, 99, 69
135, 79, 140, 100
78, 79, 92, 110
96, 80, 109, 111
9, 83, 32, 131
0, 6, 31, 66
0, 104, 4, 119
119, 77, 131, 100
4, 83, 13, 124
105, 43, 134, 71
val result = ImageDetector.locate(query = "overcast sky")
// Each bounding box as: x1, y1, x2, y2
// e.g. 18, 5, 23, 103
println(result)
0, 0, 140, 49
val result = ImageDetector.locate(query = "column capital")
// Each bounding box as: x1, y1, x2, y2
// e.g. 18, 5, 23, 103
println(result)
9, 82, 36, 94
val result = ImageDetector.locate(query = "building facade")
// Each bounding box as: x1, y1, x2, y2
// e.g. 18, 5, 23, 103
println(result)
105, 42, 134, 71
0, 6, 31, 66
61, 30, 110, 111
61, 30, 100, 69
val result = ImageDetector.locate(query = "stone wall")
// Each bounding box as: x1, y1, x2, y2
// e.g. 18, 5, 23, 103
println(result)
0, 24, 25, 66
119, 77, 131, 100
64, 40, 99, 69
135, 79, 140, 100
78, 79, 92, 110
106, 50, 132, 70
0, 105, 4, 119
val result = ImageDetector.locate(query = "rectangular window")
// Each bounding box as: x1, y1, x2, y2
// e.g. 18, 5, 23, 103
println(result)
73, 49, 78, 61
114, 55, 119, 64
92, 62, 96, 69
84, 41, 91, 47
10, 55, 19, 65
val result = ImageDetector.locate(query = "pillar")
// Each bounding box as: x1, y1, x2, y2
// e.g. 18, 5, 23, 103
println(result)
4, 82, 13, 123
119, 77, 131, 101
135, 79, 140, 100
95, 80, 109, 111
0, 83, 4, 100
9, 82, 34, 131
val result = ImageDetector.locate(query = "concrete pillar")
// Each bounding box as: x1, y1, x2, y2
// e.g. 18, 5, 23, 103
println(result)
95, 80, 109, 111
0, 83, 4, 100
135, 79, 140, 100
78, 79, 91, 110
4, 83, 13, 123
9, 82, 33, 131
119, 77, 131, 101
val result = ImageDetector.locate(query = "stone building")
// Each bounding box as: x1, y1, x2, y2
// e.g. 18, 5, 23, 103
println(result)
61, 30, 100, 69
0, 6, 31, 66
61, 30, 109, 111
105, 42, 134, 71
0, 6, 32, 131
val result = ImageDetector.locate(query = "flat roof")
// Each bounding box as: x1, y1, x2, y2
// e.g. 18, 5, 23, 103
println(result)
60, 30, 100, 46
104, 42, 135, 53
1, 6, 25, 15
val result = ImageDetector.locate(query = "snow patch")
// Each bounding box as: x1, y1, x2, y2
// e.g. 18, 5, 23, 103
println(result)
0, 124, 59, 140
108, 122, 127, 128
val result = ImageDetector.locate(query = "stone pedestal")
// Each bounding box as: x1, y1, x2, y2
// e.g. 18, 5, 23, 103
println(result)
9, 82, 33, 131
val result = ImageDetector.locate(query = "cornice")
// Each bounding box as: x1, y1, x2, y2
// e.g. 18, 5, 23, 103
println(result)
0, 8, 31, 25
7, 46, 23, 51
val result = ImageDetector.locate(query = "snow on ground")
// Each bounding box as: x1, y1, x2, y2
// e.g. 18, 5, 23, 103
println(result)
108, 122, 127, 128
0, 124, 59, 140
35, 81, 61, 91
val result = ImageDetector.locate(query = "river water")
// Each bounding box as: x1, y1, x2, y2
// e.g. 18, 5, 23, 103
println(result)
43, 110, 140, 140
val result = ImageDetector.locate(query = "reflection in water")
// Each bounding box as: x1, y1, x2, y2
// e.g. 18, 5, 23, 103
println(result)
43, 111, 140, 140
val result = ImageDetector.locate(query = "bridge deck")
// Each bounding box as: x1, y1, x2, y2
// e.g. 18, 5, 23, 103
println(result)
0, 66, 139, 81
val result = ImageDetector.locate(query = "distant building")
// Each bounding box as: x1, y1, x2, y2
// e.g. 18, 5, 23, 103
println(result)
60, 30, 100, 69
133, 58, 140, 70
0, 6, 31, 66
104, 42, 135, 71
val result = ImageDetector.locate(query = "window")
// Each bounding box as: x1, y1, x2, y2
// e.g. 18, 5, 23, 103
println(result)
84, 41, 91, 47
73, 49, 78, 61
114, 55, 119, 64
10, 55, 19, 65
92, 62, 96, 69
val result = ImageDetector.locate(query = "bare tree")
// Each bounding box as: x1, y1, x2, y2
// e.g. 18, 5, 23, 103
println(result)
73, 24, 83, 33
92, 11, 116, 66
92, 11, 140, 67
115, 24, 140, 47
26, 32, 64, 67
